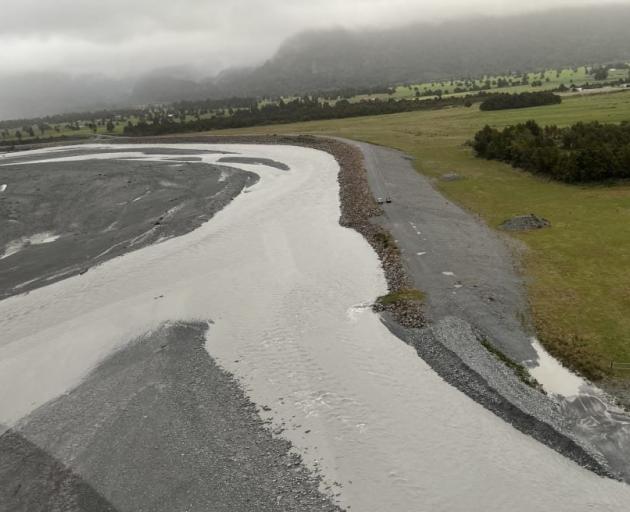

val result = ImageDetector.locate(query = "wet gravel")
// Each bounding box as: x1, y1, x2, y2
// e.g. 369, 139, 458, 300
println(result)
218, 156, 291, 170
0, 154, 256, 298
2, 322, 343, 512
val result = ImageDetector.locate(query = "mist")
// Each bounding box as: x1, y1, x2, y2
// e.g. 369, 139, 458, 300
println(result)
2, 0, 625, 78
2, 0, 630, 119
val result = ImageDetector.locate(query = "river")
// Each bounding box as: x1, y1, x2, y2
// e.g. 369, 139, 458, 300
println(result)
1, 143, 630, 511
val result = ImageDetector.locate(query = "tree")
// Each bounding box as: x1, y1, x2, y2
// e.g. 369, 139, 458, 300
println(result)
106, 120, 115, 132
472, 120, 630, 182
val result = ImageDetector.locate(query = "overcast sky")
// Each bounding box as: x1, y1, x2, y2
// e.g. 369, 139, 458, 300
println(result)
1, 0, 626, 78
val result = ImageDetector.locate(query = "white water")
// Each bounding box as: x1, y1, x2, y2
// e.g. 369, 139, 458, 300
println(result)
1, 144, 630, 511
1, 231, 60, 259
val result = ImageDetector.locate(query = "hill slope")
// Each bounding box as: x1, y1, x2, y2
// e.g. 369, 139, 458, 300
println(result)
217, 5, 630, 96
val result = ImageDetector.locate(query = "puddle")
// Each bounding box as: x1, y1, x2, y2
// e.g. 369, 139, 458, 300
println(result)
529, 338, 586, 397
529, 337, 630, 480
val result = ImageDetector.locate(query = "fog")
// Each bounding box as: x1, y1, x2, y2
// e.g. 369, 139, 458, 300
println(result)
1, 0, 626, 77
2, 0, 630, 120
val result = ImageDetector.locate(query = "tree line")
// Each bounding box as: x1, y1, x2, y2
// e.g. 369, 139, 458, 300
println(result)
0, 97, 265, 132
122, 94, 484, 136
479, 91, 562, 111
472, 120, 630, 182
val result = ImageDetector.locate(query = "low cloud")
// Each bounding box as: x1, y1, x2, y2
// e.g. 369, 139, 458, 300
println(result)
1, 0, 622, 77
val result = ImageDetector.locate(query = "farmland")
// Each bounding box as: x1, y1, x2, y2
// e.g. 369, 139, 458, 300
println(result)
2, 64, 628, 145
350, 66, 630, 102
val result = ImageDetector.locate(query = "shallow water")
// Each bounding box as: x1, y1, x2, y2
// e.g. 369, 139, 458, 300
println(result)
529, 338, 586, 397
2, 144, 630, 510
529, 338, 630, 481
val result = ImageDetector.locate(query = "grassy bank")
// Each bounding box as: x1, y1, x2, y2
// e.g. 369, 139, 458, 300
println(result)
204, 90, 630, 380
377, 289, 425, 306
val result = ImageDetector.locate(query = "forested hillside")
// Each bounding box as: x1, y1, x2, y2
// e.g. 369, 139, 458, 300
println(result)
215, 5, 630, 97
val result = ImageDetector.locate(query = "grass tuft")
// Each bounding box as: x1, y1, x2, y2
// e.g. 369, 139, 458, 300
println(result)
377, 289, 425, 305
480, 339, 544, 391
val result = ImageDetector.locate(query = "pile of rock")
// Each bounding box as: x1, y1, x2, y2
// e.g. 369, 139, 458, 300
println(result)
373, 298, 425, 328
440, 172, 463, 182
500, 214, 550, 231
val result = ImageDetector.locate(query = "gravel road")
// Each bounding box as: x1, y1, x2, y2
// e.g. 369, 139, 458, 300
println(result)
351, 140, 536, 362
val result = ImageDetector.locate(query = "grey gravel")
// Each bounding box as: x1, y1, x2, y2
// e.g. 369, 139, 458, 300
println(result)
0, 155, 257, 298
1, 322, 343, 512
500, 214, 551, 231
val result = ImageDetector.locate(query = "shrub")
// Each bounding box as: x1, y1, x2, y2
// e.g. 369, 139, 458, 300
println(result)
473, 120, 630, 182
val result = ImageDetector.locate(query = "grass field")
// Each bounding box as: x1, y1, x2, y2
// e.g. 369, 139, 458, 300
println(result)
207, 90, 630, 381
350, 66, 629, 102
